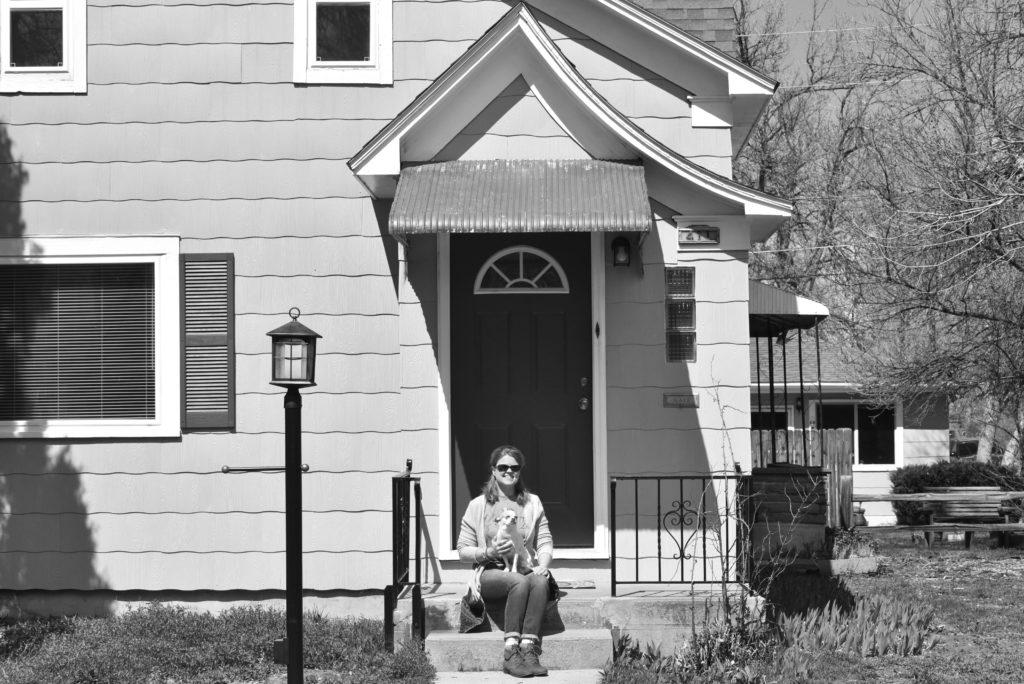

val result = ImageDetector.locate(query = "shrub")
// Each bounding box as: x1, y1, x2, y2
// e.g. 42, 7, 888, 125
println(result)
603, 610, 782, 683
828, 527, 878, 559
0, 604, 434, 684
889, 460, 1024, 524
779, 595, 938, 658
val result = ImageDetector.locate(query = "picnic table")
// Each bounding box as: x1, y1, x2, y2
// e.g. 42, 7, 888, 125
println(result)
853, 490, 1024, 548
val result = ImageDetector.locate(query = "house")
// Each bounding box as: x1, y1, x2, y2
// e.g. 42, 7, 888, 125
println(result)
0, 0, 794, 623
748, 304, 950, 524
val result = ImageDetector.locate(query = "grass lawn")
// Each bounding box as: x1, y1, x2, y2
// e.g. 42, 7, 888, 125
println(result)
787, 531, 1024, 683
606, 529, 1024, 683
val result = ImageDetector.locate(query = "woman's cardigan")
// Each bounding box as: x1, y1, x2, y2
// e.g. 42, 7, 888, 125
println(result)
456, 492, 554, 568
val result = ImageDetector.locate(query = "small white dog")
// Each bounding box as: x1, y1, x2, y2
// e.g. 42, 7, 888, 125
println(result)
493, 509, 528, 573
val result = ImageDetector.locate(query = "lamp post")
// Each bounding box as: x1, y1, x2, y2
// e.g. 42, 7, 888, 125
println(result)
267, 307, 321, 684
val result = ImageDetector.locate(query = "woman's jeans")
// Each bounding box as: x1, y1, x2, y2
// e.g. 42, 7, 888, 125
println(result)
479, 568, 550, 642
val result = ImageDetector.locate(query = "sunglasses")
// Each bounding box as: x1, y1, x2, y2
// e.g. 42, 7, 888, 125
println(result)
494, 464, 521, 474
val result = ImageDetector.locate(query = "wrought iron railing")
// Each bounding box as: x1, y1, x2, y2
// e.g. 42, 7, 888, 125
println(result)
610, 475, 750, 596
384, 459, 425, 651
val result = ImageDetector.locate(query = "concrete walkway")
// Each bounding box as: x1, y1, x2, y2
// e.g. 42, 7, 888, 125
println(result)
434, 669, 603, 683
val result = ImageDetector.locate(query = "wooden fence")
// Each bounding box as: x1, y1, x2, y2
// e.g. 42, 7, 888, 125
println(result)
751, 428, 854, 528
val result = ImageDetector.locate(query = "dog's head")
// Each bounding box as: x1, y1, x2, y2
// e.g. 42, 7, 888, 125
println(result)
498, 509, 517, 527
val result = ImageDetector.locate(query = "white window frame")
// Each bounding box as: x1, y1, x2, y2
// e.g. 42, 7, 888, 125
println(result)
812, 399, 904, 472
473, 245, 569, 294
293, 0, 392, 85
0, 0, 86, 93
0, 236, 181, 439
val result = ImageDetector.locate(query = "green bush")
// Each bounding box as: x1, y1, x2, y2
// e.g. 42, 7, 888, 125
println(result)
0, 604, 433, 684
889, 460, 1024, 524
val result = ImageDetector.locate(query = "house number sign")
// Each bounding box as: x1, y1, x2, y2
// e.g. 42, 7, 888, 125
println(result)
663, 393, 699, 409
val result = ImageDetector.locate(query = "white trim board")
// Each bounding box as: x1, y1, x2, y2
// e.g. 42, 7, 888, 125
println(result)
0, 236, 181, 439
435, 233, 609, 561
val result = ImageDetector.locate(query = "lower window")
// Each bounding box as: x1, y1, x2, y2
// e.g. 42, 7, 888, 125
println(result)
0, 262, 155, 420
0, 236, 181, 438
820, 403, 896, 465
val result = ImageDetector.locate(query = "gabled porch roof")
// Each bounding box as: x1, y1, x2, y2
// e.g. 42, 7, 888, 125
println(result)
349, 3, 792, 239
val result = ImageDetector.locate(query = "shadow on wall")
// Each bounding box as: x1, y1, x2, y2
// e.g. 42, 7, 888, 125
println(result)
0, 123, 111, 616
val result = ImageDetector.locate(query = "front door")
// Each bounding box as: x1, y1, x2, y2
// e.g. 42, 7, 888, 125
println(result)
451, 233, 594, 548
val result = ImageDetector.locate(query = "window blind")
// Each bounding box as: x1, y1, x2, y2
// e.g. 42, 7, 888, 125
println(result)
0, 263, 155, 420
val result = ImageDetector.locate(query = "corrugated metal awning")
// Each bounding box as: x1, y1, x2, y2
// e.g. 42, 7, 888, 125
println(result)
749, 281, 829, 336
389, 159, 651, 234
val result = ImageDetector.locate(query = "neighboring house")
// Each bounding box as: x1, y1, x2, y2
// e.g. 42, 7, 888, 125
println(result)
748, 305, 950, 524
0, 0, 793, 614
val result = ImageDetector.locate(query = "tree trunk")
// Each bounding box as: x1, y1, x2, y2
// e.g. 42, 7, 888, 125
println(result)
1000, 402, 1024, 471
976, 396, 1000, 463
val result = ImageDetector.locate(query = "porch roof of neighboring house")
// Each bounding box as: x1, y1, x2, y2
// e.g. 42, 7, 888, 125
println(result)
749, 330, 853, 388
389, 160, 652, 234
748, 281, 829, 337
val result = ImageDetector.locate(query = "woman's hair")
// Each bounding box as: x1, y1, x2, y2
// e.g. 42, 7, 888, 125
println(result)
482, 444, 529, 505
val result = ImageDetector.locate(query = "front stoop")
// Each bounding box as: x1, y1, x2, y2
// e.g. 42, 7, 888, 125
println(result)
426, 629, 612, 672
395, 584, 748, 672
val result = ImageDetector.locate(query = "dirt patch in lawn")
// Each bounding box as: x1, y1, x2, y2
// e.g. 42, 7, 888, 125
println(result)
799, 532, 1024, 683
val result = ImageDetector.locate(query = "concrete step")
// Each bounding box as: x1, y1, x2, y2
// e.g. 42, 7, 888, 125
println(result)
394, 584, 758, 654
426, 628, 613, 672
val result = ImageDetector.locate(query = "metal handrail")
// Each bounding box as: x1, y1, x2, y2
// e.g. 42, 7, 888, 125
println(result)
384, 459, 426, 651
609, 475, 750, 596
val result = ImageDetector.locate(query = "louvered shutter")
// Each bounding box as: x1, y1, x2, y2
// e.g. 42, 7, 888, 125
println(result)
181, 254, 235, 430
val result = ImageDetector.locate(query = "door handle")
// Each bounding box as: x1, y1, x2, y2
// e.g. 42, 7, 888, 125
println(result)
578, 397, 589, 411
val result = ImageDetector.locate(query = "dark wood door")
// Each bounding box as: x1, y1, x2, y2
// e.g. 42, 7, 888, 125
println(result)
451, 233, 594, 547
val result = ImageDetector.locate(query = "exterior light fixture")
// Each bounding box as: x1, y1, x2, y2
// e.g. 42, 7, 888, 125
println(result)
265, 306, 322, 683
268, 307, 322, 388
611, 236, 631, 267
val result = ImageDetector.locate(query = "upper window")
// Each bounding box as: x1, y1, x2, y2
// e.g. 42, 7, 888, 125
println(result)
0, 0, 86, 93
293, 0, 392, 84
474, 246, 569, 294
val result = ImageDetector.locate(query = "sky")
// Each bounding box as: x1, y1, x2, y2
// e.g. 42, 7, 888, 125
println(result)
755, 0, 884, 83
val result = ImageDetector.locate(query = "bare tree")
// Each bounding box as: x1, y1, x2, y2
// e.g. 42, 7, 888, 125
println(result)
831, 0, 1024, 468
736, 0, 1024, 470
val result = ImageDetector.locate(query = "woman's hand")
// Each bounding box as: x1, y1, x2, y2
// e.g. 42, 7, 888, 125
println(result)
530, 565, 550, 577
492, 539, 514, 556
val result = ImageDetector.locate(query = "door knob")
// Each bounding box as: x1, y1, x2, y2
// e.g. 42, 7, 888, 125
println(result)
578, 397, 589, 411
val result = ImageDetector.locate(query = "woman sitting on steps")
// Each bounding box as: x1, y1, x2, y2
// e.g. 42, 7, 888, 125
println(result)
456, 445, 555, 678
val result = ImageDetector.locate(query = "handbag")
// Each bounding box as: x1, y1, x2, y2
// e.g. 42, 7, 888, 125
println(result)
459, 565, 488, 633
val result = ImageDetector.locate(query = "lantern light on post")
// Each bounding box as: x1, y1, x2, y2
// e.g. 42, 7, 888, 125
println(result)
611, 236, 631, 267
265, 306, 321, 684
268, 307, 322, 387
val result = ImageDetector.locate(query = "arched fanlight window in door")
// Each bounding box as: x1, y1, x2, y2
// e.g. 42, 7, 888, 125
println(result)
473, 246, 570, 294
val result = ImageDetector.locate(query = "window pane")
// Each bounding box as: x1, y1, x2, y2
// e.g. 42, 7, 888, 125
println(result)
533, 266, 563, 289
667, 300, 694, 329
666, 331, 695, 362
10, 10, 63, 67
479, 266, 508, 289
665, 267, 694, 296
858, 405, 895, 464
751, 411, 786, 430
316, 3, 371, 62
0, 263, 155, 421
820, 404, 854, 430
